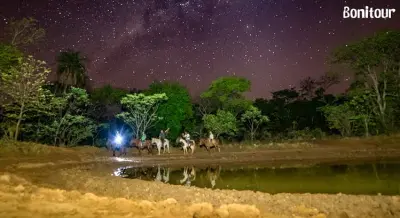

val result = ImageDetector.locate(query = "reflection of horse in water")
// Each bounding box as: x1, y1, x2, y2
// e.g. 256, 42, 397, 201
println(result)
207, 166, 221, 188
180, 166, 196, 186
155, 165, 170, 183
130, 138, 153, 155
106, 139, 127, 157
199, 138, 221, 153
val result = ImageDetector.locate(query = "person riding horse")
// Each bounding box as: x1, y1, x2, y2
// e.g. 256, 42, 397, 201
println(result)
159, 128, 169, 147
209, 131, 214, 143
183, 131, 191, 145
140, 132, 146, 147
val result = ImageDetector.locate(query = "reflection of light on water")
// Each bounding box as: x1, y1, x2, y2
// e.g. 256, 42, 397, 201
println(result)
114, 157, 138, 162
112, 166, 135, 177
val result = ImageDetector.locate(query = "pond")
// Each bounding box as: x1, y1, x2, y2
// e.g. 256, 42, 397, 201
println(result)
112, 160, 400, 195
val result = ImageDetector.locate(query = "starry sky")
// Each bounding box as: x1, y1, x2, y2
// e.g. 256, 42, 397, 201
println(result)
0, 0, 399, 99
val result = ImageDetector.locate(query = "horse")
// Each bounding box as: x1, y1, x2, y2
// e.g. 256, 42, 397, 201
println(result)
130, 138, 153, 155
207, 166, 221, 189
151, 138, 170, 155
198, 138, 221, 153
106, 138, 127, 157
155, 165, 170, 183
177, 137, 195, 155
180, 166, 196, 186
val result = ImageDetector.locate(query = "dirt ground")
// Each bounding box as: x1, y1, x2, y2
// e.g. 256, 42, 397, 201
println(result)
1, 139, 400, 218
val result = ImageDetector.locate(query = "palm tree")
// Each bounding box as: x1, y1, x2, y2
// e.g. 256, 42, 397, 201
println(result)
56, 49, 87, 93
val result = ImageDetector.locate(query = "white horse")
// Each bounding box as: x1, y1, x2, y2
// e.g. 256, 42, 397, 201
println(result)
180, 166, 196, 186
178, 137, 195, 155
155, 165, 170, 183
151, 138, 170, 155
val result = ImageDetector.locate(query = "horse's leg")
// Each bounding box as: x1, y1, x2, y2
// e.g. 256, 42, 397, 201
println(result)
158, 143, 161, 155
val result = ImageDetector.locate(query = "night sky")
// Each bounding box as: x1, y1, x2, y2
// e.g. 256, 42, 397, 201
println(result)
0, 0, 399, 98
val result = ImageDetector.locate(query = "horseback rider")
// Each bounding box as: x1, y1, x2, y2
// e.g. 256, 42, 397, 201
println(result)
159, 128, 169, 146
209, 131, 214, 143
183, 131, 191, 145
140, 132, 146, 147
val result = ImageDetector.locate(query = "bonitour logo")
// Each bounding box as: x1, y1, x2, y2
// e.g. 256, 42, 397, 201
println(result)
343, 6, 396, 19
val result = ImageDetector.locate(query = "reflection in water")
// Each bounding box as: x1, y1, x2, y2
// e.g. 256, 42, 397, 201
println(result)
155, 165, 170, 183
180, 166, 196, 186
113, 161, 400, 195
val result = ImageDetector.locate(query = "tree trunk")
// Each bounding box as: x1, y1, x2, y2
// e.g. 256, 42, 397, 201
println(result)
250, 122, 254, 143
368, 70, 387, 130
14, 103, 25, 141
364, 117, 369, 137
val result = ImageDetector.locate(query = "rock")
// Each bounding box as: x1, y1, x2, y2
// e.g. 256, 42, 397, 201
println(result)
218, 204, 260, 218
161, 198, 177, 205
0, 174, 11, 183
327, 211, 350, 218
313, 213, 327, 218
188, 203, 214, 217
14, 184, 25, 192
291, 204, 319, 216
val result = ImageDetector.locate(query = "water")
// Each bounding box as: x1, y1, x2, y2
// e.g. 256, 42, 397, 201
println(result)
113, 161, 400, 195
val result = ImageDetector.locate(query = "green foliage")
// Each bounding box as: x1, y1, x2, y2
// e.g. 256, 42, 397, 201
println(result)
332, 30, 400, 131
56, 49, 88, 91
24, 87, 96, 146
241, 106, 269, 142
201, 76, 251, 115
145, 81, 193, 139
0, 55, 50, 140
116, 93, 168, 137
0, 44, 23, 73
90, 85, 127, 105
347, 90, 376, 136
320, 103, 355, 137
203, 110, 237, 138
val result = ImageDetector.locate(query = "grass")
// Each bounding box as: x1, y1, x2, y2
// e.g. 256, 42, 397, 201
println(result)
0, 140, 103, 158
223, 134, 400, 150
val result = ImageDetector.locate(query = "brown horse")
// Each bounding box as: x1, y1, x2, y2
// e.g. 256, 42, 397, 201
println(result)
198, 138, 221, 153
130, 138, 153, 155
106, 139, 127, 157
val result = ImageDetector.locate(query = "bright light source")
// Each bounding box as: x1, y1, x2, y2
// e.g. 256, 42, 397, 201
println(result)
114, 133, 123, 145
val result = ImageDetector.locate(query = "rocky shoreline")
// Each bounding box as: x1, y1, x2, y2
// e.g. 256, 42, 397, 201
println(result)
1, 146, 400, 218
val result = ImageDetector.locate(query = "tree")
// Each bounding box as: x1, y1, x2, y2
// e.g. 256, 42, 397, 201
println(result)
41, 87, 95, 146
0, 44, 23, 105
5, 17, 45, 47
56, 49, 88, 93
145, 81, 193, 139
320, 103, 355, 137
201, 76, 251, 116
0, 56, 50, 140
0, 44, 22, 73
203, 110, 237, 138
241, 106, 269, 142
347, 89, 375, 137
332, 30, 400, 131
299, 77, 317, 99
116, 93, 168, 138
90, 85, 128, 121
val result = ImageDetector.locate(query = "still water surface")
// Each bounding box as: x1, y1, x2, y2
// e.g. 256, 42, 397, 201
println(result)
113, 161, 400, 195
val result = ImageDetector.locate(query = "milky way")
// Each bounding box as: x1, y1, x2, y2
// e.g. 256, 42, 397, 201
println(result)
0, 0, 399, 98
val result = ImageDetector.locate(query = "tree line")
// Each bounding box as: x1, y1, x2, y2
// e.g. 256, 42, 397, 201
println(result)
1, 17, 399, 147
